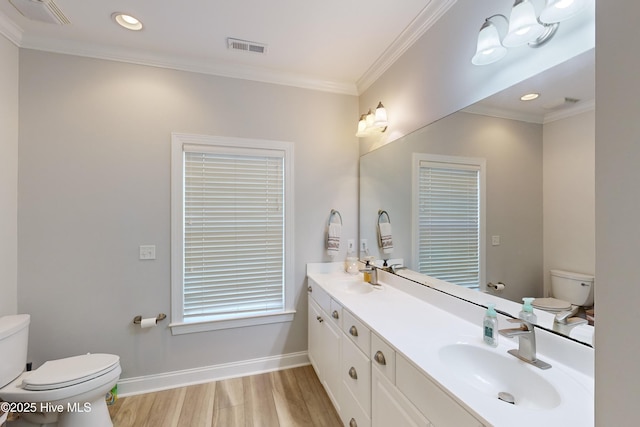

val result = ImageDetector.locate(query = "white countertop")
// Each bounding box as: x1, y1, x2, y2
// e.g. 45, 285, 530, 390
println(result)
307, 263, 594, 427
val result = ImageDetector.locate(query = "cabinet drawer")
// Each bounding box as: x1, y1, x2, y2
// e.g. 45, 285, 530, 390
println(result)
330, 299, 343, 328
343, 310, 371, 355
370, 333, 396, 384
396, 355, 484, 427
341, 380, 371, 427
308, 277, 331, 313
342, 335, 371, 415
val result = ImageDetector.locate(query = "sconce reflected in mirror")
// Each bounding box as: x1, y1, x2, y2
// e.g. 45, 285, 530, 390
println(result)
472, 0, 588, 66
356, 102, 388, 137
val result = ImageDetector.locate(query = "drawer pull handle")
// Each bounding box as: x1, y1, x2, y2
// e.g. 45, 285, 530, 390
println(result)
348, 366, 358, 380
349, 418, 358, 427
316, 316, 324, 323
374, 350, 387, 365
308, 285, 312, 292
332, 310, 339, 319
349, 325, 358, 337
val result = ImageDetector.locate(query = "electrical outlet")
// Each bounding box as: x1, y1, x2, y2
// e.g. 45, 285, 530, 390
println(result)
139, 245, 156, 260
360, 239, 368, 253
347, 239, 355, 253
491, 235, 501, 246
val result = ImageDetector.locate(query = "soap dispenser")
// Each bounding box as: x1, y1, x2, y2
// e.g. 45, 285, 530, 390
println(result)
483, 303, 499, 347
519, 297, 538, 323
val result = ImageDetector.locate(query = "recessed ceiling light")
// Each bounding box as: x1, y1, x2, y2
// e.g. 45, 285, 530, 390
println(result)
520, 93, 540, 101
112, 12, 143, 31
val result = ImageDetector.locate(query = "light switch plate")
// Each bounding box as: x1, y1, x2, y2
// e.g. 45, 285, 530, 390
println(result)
491, 235, 501, 246
139, 245, 156, 260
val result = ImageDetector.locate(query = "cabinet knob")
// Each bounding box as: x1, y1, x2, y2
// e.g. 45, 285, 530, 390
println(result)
332, 310, 339, 319
349, 418, 358, 427
349, 325, 358, 337
374, 350, 387, 365
348, 366, 358, 380
308, 285, 313, 292
316, 316, 324, 323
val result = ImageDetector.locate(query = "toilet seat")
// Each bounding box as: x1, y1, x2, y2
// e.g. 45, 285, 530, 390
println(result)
21, 353, 119, 391
532, 297, 572, 312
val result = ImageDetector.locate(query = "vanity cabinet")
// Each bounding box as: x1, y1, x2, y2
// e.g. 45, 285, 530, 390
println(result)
396, 355, 484, 427
308, 283, 342, 412
308, 275, 485, 427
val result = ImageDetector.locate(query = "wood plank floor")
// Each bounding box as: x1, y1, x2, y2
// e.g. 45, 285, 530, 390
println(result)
108, 365, 342, 427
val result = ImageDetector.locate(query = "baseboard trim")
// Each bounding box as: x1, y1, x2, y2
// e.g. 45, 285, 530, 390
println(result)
117, 351, 310, 397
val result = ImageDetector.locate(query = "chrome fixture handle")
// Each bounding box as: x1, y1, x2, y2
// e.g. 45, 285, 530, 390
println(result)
499, 318, 551, 369
332, 310, 339, 319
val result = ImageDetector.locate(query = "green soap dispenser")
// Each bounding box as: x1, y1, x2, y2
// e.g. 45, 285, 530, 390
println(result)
519, 297, 538, 323
483, 303, 498, 347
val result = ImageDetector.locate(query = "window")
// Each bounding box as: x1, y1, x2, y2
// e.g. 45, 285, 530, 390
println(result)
171, 133, 295, 334
412, 154, 485, 289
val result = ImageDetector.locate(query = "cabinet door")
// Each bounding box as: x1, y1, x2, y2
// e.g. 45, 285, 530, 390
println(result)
323, 316, 342, 413
372, 366, 429, 427
308, 299, 324, 377
308, 298, 342, 414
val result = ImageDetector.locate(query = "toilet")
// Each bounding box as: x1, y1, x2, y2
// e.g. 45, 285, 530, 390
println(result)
533, 269, 595, 313
0, 314, 121, 427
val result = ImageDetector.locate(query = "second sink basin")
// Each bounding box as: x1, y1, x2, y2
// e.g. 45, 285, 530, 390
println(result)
438, 343, 561, 410
335, 277, 375, 294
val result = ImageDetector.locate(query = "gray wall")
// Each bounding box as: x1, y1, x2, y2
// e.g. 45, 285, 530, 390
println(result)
595, 2, 640, 425
0, 34, 18, 316
360, 111, 543, 301
17, 50, 359, 379
543, 110, 595, 293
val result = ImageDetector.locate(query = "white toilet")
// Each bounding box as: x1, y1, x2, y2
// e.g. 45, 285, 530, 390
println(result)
533, 269, 595, 313
0, 314, 121, 427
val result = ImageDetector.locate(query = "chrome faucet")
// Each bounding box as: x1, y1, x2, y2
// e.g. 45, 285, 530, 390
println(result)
359, 264, 380, 286
499, 318, 551, 370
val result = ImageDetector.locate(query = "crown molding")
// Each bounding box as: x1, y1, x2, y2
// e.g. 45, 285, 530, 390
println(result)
356, 0, 457, 94
462, 98, 595, 125
2, 0, 454, 97
0, 10, 23, 46
19, 35, 359, 95
543, 98, 595, 124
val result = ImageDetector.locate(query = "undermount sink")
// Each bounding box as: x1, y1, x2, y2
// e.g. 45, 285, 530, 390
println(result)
438, 343, 561, 410
337, 278, 375, 294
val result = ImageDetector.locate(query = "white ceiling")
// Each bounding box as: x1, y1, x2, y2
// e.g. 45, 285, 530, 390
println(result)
0, 0, 456, 95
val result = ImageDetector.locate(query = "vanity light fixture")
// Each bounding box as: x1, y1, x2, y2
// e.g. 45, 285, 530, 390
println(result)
356, 102, 388, 137
472, 0, 588, 66
112, 12, 143, 31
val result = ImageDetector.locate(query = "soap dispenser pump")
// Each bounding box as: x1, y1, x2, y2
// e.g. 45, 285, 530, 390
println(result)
483, 303, 498, 347
519, 297, 538, 323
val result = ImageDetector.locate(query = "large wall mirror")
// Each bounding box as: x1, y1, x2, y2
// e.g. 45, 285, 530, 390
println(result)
359, 48, 594, 346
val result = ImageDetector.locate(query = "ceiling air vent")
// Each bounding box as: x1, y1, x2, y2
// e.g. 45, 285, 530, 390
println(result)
542, 97, 580, 110
227, 38, 267, 54
9, 0, 70, 25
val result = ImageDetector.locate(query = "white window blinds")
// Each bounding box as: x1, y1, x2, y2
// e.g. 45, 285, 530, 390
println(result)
417, 160, 480, 289
183, 145, 285, 321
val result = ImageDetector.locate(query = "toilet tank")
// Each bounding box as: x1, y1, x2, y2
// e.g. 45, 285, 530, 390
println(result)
0, 314, 30, 388
550, 269, 594, 307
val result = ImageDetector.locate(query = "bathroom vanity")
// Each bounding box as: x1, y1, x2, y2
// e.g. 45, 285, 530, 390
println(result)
307, 263, 594, 427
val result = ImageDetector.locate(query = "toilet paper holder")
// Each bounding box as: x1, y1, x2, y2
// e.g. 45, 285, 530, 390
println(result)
133, 313, 166, 325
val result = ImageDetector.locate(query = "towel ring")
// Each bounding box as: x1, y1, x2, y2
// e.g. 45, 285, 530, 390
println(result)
378, 210, 390, 224
329, 209, 343, 225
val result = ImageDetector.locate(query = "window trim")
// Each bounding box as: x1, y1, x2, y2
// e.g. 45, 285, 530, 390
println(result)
411, 153, 486, 290
170, 133, 295, 335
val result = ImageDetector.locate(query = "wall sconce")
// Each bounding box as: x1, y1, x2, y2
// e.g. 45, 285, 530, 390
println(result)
472, 0, 588, 66
356, 102, 388, 137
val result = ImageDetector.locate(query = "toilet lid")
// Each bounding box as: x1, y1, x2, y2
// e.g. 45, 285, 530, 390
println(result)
21, 353, 120, 391
532, 297, 572, 311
